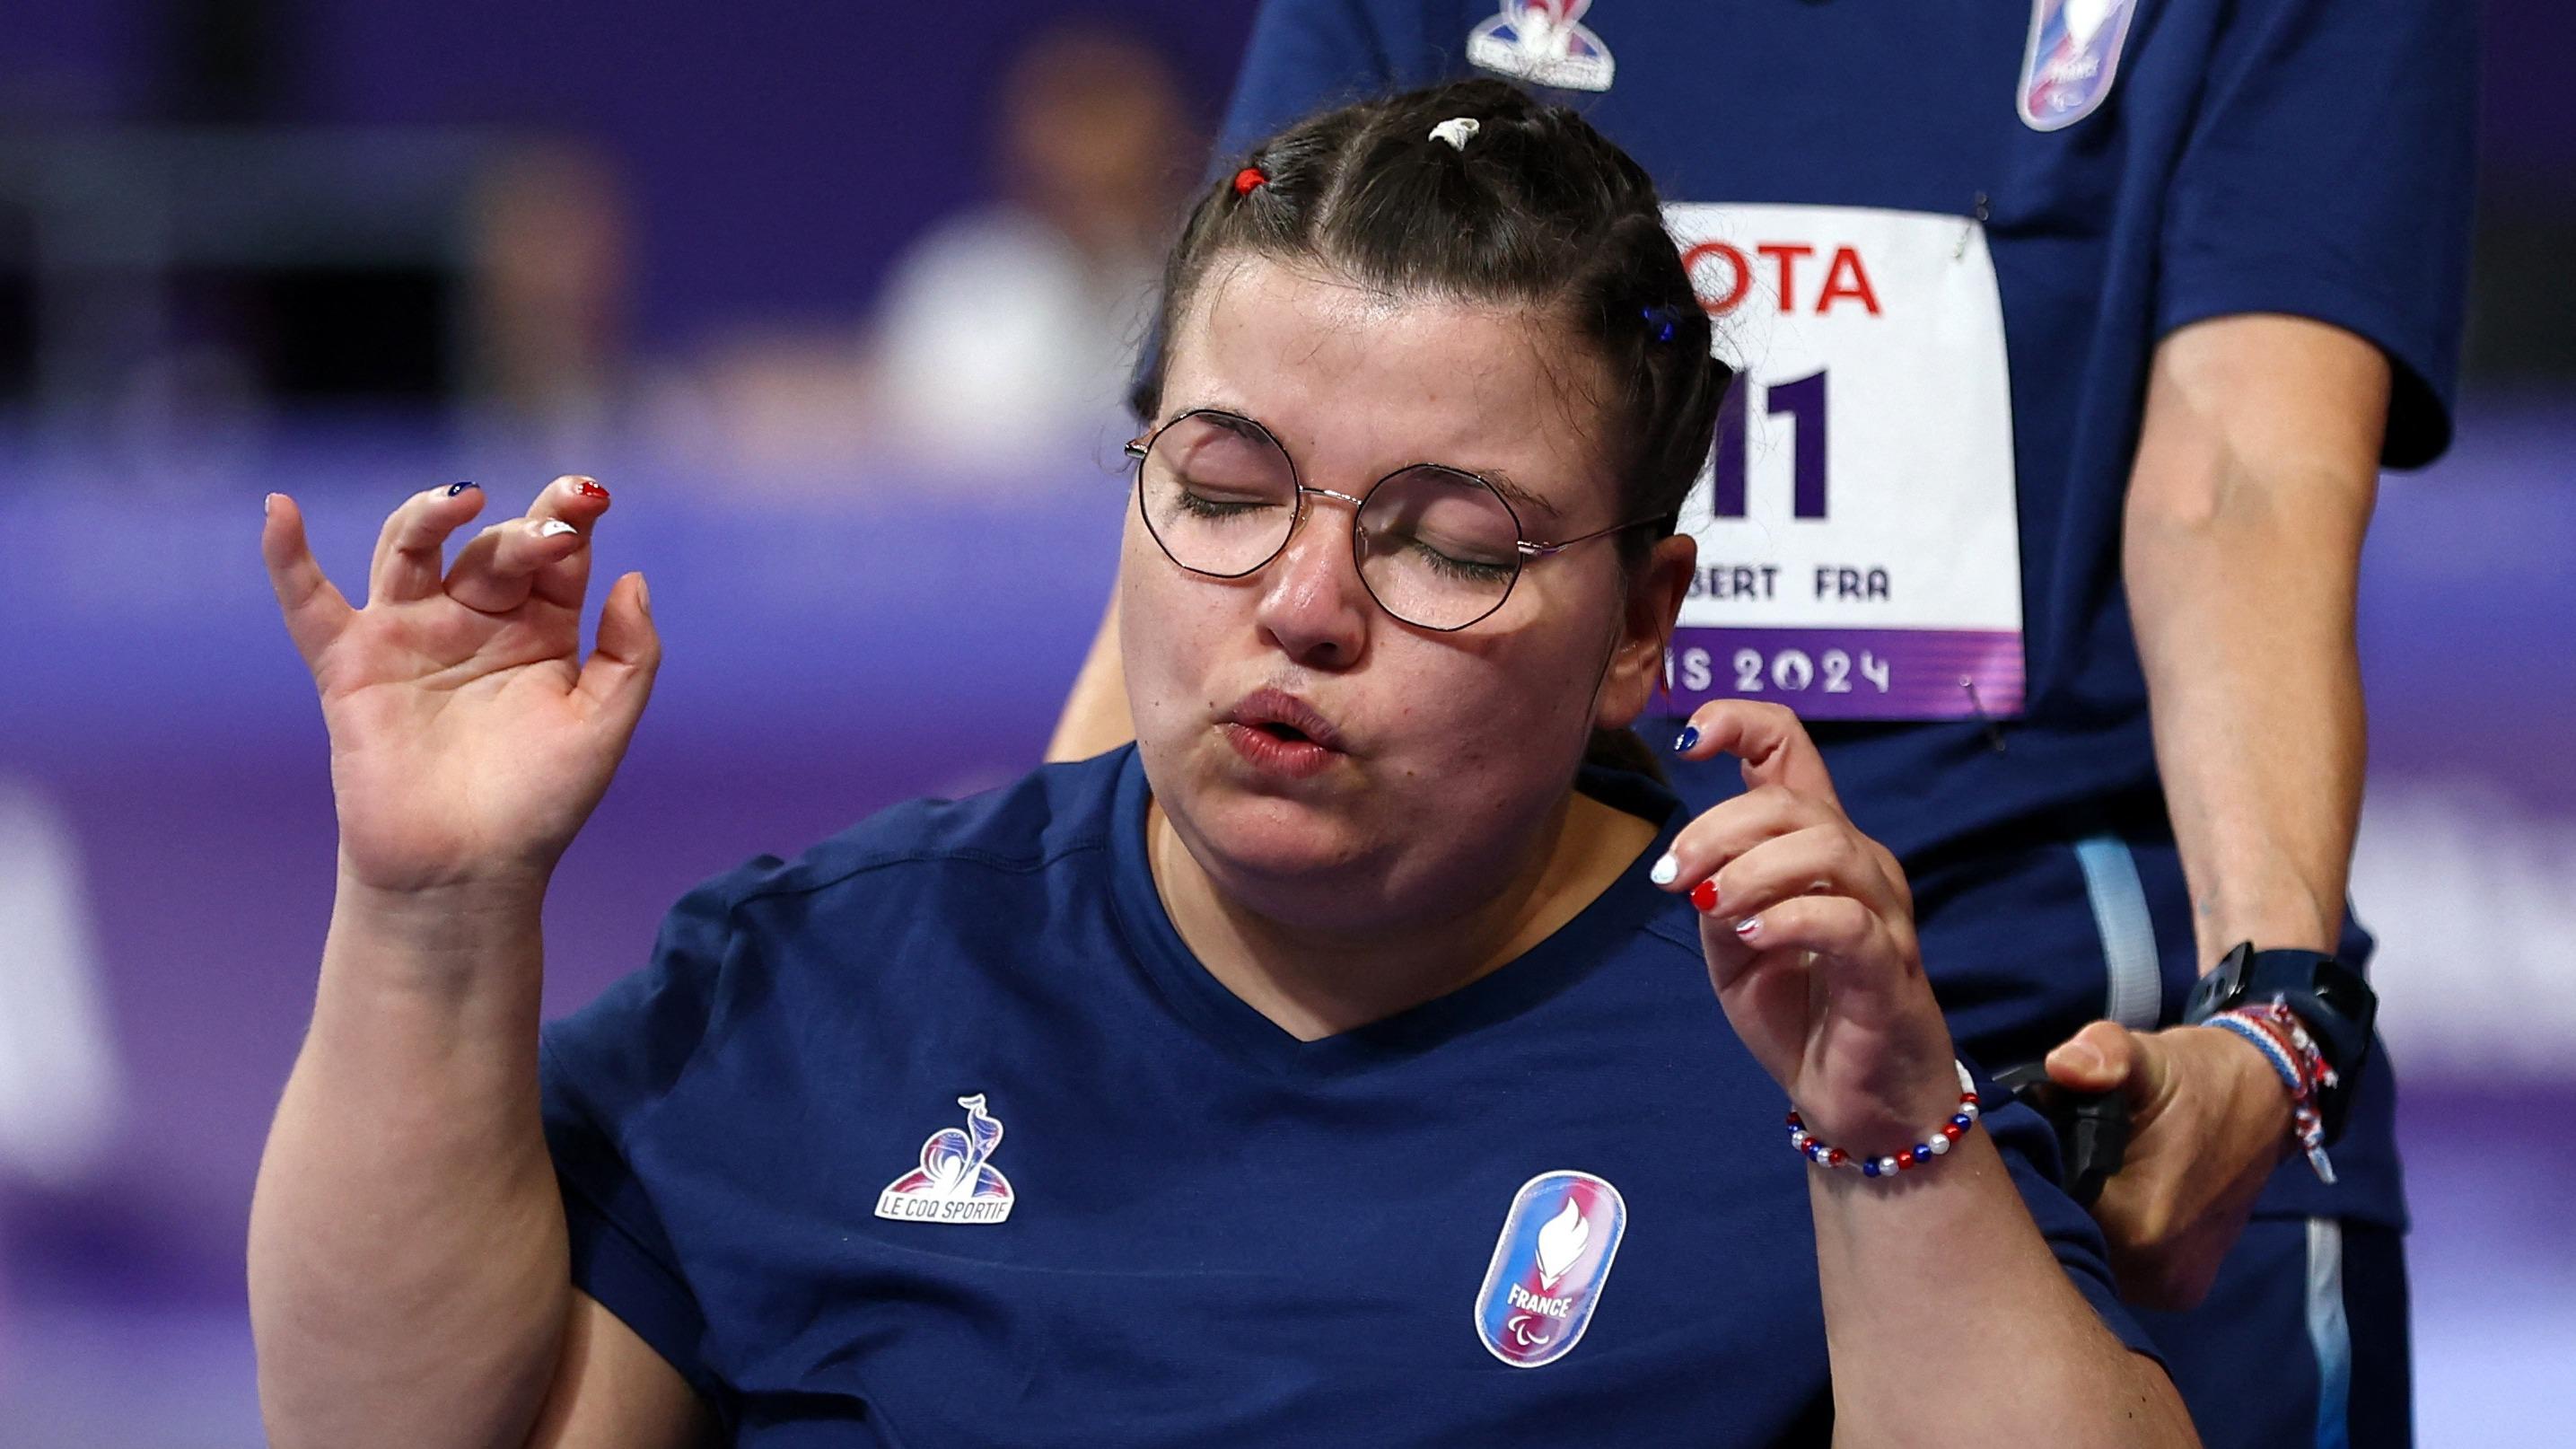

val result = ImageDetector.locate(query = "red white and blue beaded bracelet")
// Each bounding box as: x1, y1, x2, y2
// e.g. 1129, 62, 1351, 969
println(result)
1786, 1060, 1982, 1178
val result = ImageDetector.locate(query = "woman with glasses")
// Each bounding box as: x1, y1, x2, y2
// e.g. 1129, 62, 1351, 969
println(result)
248, 81, 2196, 1447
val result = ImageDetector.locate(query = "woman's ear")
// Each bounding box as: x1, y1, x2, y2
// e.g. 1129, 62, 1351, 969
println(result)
1595, 532, 1696, 731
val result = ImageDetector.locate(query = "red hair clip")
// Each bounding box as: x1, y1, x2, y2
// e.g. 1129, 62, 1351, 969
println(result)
1231, 166, 1267, 197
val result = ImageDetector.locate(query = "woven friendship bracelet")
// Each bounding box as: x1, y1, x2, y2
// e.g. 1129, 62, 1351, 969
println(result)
2209, 1003, 2339, 1184
1786, 1060, 1982, 1178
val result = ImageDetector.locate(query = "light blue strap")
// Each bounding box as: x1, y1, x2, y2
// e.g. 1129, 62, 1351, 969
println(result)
2307, 1216, 2353, 1449
2073, 834, 2163, 1030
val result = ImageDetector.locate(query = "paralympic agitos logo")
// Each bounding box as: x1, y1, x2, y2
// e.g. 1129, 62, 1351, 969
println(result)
1472, 1170, 1628, 1367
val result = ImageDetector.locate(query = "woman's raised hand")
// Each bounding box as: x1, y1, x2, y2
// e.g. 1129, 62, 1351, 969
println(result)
1653, 701, 1958, 1153
259, 478, 662, 900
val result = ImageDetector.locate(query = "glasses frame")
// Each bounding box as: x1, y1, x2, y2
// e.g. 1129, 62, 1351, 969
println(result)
1125, 408, 1673, 633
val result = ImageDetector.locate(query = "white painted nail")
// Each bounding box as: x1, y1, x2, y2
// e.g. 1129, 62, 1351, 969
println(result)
536, 519, 578, 540
1648, 853, 1679, 886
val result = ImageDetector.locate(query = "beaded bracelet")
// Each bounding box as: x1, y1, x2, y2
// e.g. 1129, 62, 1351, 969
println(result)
2208, 1002, 2339, 1184
1786, 1060, 1982, 1178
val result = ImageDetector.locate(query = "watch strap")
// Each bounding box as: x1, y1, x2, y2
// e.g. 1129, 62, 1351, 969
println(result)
2184, 943, 2378, 1144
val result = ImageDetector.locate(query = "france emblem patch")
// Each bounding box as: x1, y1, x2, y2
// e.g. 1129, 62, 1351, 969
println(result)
1466, 0, 1617, 94
1472, 1170, 1627, 1368
2019, 0, 2139, 132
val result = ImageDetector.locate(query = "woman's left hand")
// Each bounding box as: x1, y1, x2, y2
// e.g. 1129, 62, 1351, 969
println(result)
1657, 701, 1960, 1154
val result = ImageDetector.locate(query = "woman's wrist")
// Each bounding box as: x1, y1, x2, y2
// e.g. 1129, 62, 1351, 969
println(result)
1781, 1035, 1969, 1154
324, 865, 550, 1007
333, 856, 550, 934
1788, 1061, 1984, 1178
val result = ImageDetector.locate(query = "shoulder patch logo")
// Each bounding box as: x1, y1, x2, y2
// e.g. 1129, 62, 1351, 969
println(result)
1468, 0, 1616, 93
876, 1093, 1016, 1225
1473, 1170, 1627, 1367
2019, 0, 2138, 131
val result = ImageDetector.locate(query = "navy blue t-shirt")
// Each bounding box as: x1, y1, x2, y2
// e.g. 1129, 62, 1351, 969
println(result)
1206, 0, 2474, 864
541, 749, 2150, 1443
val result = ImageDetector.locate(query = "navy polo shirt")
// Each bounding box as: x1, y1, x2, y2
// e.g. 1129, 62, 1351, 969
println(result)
540, 749, 2150, 1442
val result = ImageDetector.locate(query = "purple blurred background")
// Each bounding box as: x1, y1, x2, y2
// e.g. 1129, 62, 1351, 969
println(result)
3, 2, 2572, 1444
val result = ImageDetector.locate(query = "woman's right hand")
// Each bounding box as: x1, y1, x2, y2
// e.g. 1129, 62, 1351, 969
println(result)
1653, 701, 1956, 1158
259, 477, 662, 901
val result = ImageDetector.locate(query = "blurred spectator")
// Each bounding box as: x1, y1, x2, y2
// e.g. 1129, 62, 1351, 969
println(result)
0, 780, 121, 1191
865, 22, 1191, 470
462, 142, 635, 456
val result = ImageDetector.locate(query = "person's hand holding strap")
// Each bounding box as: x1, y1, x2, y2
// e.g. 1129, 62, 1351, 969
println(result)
2040, 1018, 2297, 1309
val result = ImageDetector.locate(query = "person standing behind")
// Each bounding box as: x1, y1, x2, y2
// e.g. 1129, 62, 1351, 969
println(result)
868, 23, 1192, 470
1050, 4, 2475, 1445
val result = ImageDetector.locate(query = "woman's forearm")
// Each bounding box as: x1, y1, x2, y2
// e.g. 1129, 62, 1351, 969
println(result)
249, 875, 571, 1449
1811, 1133, 2199, 1447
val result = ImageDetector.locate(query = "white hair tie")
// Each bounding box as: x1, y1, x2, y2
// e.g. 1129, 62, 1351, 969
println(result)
1429, 117, 1481, 150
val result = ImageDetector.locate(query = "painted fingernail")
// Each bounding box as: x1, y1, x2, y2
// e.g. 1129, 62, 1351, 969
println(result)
1734, 916, 1762, 941
1690, 879, 1720, 913
571, 478, 609, 501
536, 519, 579, 540
263, 493, 276, 516
1673, 724, 1700, 751
1648, 853, 1679, 886
444, 481, 478, 497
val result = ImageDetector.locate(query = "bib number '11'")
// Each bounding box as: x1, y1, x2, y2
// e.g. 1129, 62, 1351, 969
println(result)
1662, 203, 2026, 722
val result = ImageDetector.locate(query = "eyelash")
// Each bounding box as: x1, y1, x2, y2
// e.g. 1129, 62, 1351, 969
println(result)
1172, 490, 1276, 521
1408, 540, 1515, 584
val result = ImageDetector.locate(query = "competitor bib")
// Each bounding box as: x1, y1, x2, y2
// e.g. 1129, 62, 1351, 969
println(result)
1662, 204, 2025, 721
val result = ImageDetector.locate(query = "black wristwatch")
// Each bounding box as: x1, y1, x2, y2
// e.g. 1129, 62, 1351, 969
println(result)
2181, 942, 2377, 1144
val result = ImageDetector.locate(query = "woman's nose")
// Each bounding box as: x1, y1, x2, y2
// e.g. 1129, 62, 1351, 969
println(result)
1253, 500, 1371, 671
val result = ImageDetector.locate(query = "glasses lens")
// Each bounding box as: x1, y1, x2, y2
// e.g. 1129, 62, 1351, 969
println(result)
1356, 467, 1522, 629
1137, 413, 1299, 577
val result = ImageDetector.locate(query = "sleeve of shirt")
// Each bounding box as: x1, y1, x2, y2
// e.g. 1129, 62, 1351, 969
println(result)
2155, 0, 2477, 469
537, 863, 775, 1422
1974, 1075, 2165, 1365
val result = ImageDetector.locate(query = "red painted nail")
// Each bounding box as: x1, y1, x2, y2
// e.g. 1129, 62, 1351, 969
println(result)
1690, 879, 1719, 913
573, 479, 609, 501
1733, 916, 1762, 941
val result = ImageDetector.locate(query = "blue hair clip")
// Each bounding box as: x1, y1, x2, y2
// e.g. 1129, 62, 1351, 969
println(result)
1641, 303, 1682, 344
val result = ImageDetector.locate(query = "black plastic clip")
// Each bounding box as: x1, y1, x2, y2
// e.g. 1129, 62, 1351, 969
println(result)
1992, 1061, 2129, 1207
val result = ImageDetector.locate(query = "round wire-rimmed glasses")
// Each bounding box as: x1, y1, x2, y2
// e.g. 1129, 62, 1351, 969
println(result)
1125, 408, 1672, 632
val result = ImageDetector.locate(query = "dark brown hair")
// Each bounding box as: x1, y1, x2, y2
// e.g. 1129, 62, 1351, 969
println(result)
1133, 76, 1731, 573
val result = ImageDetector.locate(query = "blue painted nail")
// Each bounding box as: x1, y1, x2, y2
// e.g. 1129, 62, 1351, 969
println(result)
1673, 724, 1700, 751
443, 481, 478, 497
